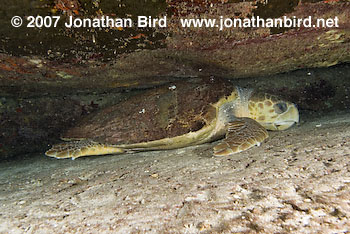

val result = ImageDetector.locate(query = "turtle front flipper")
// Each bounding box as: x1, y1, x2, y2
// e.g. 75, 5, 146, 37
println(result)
45, 140, 125, 159
213, 117, 268, 156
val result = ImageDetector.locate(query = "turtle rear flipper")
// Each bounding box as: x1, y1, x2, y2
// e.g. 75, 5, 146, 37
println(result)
213, 117, 268, 156
45, 140, 124, 159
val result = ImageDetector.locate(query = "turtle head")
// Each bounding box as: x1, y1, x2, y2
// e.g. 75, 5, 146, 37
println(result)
248, 93, 299, 131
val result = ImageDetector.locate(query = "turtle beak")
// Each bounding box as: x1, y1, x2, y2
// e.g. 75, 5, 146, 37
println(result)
272, 103, 299, 130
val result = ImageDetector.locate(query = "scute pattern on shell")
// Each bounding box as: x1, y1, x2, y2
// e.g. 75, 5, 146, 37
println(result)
63, 77, 235, 145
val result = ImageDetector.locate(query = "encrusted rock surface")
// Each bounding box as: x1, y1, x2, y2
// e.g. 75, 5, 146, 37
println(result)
1, 1, 350, 92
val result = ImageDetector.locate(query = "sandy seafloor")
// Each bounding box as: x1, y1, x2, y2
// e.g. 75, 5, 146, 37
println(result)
0, 110, 349, 234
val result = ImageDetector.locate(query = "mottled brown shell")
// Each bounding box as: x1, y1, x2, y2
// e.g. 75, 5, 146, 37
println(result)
64, 77, 235, 145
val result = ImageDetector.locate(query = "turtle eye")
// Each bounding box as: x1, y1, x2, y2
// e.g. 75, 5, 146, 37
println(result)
273, 102, 288, 114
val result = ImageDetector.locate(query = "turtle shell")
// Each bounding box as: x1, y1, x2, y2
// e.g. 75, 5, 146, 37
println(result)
63, 77, 235, 145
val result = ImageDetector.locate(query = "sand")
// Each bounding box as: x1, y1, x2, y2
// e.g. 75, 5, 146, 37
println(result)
0, 110, 349, 233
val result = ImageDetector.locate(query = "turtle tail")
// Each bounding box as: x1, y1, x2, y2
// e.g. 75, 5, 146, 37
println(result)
45, 140, 124, 159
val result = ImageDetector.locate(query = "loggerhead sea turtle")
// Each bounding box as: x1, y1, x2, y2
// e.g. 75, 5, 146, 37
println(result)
45, 77, 299, 159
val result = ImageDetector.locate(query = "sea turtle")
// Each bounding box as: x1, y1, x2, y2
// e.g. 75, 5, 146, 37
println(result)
45, 77, 299, 159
